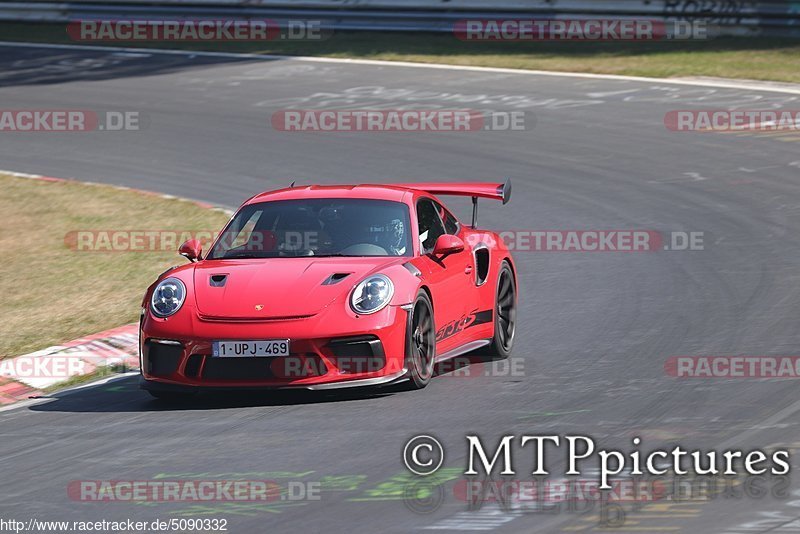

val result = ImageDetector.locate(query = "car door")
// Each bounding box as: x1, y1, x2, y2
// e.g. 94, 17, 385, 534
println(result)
434, 199, 482, 320
415, 197, 474, 352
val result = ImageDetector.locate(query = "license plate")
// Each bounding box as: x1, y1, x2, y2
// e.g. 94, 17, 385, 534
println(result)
212, 340, 290, 358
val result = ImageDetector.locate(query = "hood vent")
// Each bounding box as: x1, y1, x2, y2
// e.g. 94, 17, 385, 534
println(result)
209, 274, 228, 287
322, 273, 351, 285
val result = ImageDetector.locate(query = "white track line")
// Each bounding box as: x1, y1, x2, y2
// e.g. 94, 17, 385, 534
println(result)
1, 40, 800, 95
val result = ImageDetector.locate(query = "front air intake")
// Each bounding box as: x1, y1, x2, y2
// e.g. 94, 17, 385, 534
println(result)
327, 335, 386, 374
143, 340, 183, 377
322, 273, 351, 285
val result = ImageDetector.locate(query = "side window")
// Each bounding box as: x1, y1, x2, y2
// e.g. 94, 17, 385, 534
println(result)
416, 199, 446, 253
434, 201, 460, 235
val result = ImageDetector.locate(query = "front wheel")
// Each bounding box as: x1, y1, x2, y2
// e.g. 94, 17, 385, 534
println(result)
488, 262, 516, 359
404, 290, 436, 389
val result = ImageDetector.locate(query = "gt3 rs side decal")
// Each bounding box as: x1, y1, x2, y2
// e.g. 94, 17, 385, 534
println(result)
435, 308, 493, 342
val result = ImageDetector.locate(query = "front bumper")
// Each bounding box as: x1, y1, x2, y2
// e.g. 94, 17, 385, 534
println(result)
139, 304, 410, 390
140, 367, 407, 393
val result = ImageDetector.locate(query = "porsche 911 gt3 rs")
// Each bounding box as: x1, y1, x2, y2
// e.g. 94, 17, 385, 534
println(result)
139, 181, 517, 398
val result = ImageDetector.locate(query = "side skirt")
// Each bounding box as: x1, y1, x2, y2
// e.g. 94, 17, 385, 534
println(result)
434, 339, 491, 364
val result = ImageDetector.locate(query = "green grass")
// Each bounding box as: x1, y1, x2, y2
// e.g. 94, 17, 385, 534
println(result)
2, 22, 800, 82
0, 174, 230, 358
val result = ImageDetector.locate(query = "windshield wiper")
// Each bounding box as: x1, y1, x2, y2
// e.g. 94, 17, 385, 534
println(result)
220, 252, 368, 259
222, 252, 260, 259
312, 253, 362, 257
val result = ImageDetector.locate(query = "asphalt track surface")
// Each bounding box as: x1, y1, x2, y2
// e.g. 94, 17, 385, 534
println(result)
2, 43, 800, 533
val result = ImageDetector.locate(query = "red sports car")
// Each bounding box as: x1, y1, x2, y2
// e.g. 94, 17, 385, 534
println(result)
139, 181, 517, 399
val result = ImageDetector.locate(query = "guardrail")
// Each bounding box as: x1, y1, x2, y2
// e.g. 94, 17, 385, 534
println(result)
1, 1, 799, 37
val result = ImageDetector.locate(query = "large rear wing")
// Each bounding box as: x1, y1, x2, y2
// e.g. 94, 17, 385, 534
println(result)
396, 180, 511, 228
396, 180, 511, 205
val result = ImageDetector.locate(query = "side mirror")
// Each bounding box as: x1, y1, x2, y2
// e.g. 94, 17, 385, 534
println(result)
432, 234, 465, 258
179, 239, 203, 262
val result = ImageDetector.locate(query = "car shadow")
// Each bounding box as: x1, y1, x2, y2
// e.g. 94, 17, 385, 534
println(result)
27, 374, 397, 413
27, 348, 502, 413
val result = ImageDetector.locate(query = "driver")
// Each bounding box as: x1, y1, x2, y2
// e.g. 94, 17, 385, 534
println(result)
386, 218, 406, 256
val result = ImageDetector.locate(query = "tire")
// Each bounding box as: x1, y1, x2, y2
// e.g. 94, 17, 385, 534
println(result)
404, 290, 436, 389
488, 262, 516, 359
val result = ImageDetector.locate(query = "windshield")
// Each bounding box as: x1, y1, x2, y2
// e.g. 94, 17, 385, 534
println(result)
208, 198, 412, 259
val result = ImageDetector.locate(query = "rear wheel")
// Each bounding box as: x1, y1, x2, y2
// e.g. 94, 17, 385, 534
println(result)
405, 290, 436, 389
488, 262, 516, 359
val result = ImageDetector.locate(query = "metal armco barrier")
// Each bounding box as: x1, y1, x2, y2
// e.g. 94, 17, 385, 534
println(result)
1, 1, 799, 36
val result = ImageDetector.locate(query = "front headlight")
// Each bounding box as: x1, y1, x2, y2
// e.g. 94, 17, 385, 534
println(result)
350, 274, 394, 315
150, 277, 186, 318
